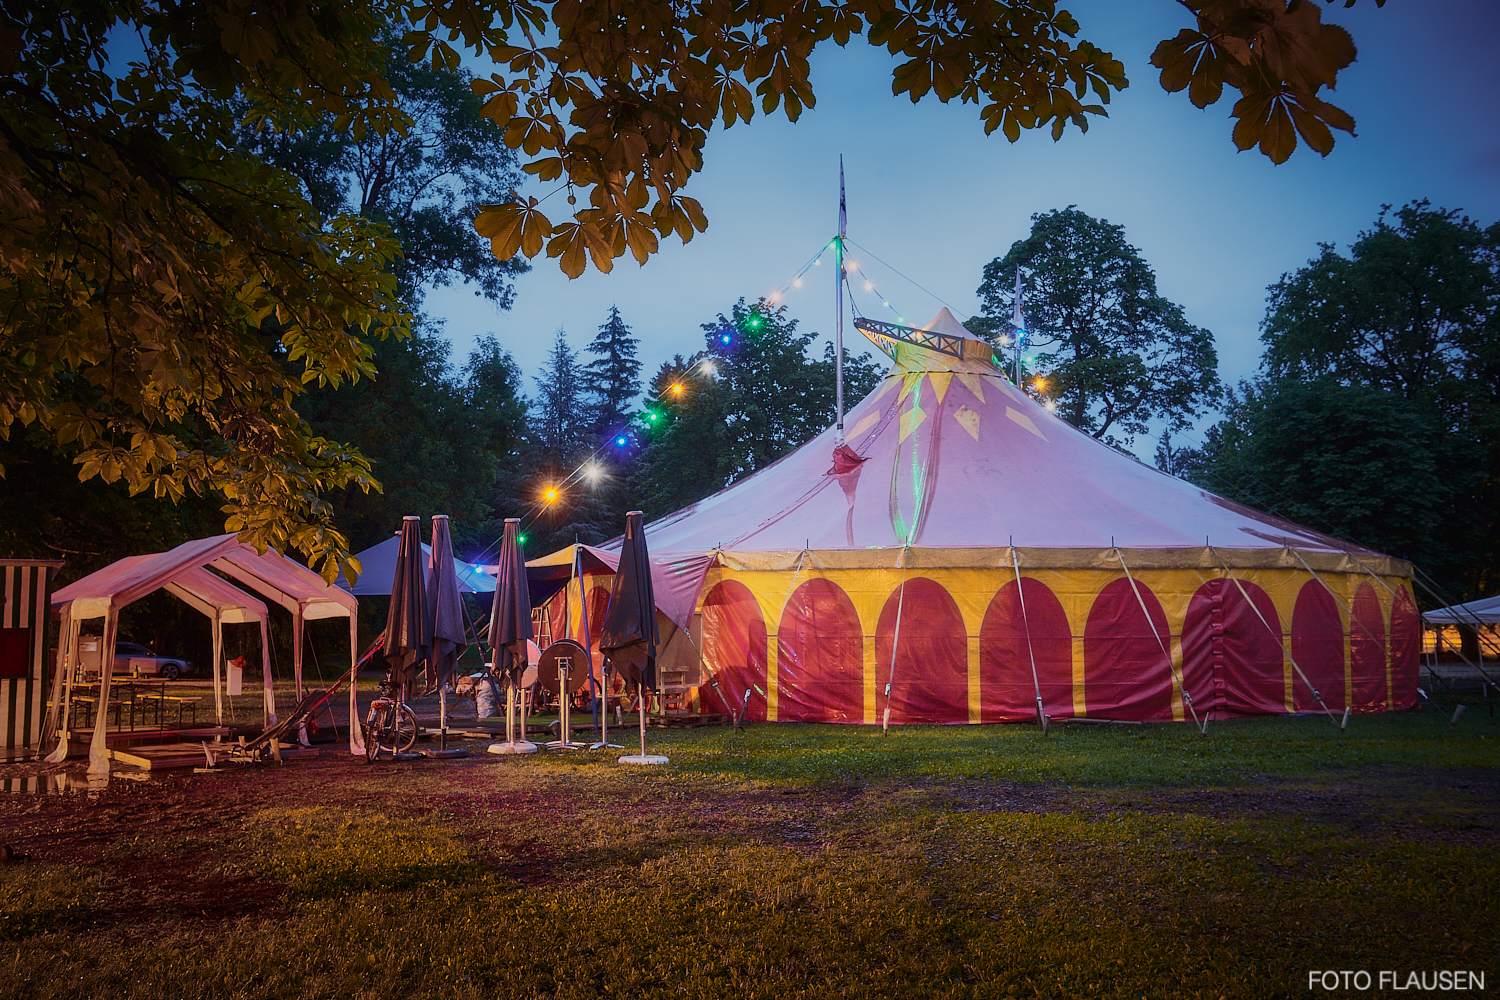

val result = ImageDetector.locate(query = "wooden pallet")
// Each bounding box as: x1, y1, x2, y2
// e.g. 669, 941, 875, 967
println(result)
107, 741, 321, 771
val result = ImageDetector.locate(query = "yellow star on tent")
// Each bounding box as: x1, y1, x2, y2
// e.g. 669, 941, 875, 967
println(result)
1006, 406, 1047, 440
954, 404, 981, 440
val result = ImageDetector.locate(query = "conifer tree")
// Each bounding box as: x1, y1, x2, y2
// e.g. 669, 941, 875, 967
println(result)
582, 306, 643, 441
533, 328, 587, 464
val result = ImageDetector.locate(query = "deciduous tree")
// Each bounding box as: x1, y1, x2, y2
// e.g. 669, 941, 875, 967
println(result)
459, 0, 1382, 276
1236, 200, 1500, 595
977, 207, 1221, 448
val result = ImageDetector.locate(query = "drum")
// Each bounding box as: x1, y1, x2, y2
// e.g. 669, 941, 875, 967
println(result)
536, 639, 590, 696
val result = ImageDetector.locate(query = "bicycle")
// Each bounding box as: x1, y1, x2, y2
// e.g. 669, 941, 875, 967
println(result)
363, 669, 418, 762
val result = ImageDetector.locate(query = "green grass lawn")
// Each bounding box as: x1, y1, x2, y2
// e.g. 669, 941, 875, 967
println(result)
0, 705, 1494, 999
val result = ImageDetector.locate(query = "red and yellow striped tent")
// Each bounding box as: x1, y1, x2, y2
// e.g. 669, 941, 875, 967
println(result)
541, 309, 1419, 726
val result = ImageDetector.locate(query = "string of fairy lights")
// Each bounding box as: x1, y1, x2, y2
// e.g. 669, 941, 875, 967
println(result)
468, 234, 1050, 567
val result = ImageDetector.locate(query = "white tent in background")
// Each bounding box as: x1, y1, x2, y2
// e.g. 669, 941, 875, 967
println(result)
1422, 594, 1500, 625
336, 533, 495, 595
45, 534, 360, 773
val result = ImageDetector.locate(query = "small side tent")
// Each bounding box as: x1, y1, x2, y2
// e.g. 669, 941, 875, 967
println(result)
525, 544, 711, 698
45, 534, 359, 773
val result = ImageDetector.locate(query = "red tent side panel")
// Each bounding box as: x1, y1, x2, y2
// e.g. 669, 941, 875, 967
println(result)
1389, 586, 1420, 710
699, 580, 768, 721
1084, 578, 1174, 722
979, 579, 1073, 723
876, 578, 967, 724
586, 586, 609, 640
777, 579, 863, 723
1182, 579, 1286, 720
1292, 580, 1346, 712
1350, 582, 1388, 712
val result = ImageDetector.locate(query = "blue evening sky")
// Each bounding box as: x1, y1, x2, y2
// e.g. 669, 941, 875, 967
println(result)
427, 1, 1499, 452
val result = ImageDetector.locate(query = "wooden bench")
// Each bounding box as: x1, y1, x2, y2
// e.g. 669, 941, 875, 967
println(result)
133, 691, 165, 727
71, 695, 126, 728
160, 696, 201, 727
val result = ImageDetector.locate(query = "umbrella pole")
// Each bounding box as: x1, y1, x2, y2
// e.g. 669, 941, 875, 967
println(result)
440, 688, 447, 751
639, 684, 647, 759
506, 684, 515, 744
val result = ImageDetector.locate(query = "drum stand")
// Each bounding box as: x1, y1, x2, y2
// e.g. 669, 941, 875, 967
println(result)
544, 656, 587, 750
487, 677, 537, 755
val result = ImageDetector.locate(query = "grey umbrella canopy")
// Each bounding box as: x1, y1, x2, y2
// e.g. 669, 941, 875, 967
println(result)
487, 517, 533, 684
424, 515, 468, 689
384, 516, 431, 687
600, 510, 659, 690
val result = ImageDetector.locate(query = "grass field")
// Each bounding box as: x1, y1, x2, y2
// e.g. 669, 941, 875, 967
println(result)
0, 703, 1495, 999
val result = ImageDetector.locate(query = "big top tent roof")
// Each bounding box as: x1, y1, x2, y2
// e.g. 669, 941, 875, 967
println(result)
638, 308, 1393, 571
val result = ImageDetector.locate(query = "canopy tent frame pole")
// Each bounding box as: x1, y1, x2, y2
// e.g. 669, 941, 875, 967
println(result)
348, 615, 365, 756
1209, 547, 1342, 727
882, 546, 910, 736
211, 616, 224, 727
770, 549, 810, 726
293, 610, 305, 703
42, 611, 80, 763
258, 618, 276, 727
1115, 549, 1206, 735
577, 546, 621, 751
87, 610, 119, 777
1010, 547, 1049, 735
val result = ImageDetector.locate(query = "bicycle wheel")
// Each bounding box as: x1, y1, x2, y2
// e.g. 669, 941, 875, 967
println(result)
394, 705, 418, 752
364, 705, 389, 763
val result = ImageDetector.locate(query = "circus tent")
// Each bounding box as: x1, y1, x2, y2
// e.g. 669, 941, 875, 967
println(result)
542, 308, 1420, 727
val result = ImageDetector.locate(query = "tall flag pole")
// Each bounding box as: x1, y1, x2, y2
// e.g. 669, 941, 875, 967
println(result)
1011, 265, 1025, 385
835, 157, 847, 442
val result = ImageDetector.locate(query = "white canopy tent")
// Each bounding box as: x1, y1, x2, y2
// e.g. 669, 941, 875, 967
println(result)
45, 534, 361, 773
1422, 594, 1500, 625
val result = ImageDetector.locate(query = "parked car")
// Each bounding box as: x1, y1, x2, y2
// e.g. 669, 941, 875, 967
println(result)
111, 641, 195, 681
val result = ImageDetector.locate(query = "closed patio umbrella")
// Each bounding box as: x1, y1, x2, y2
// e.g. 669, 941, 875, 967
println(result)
377, 516, 429, 760
425, 514, 469, 755
600, 511, 667, 765
487, 517, 536, 754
